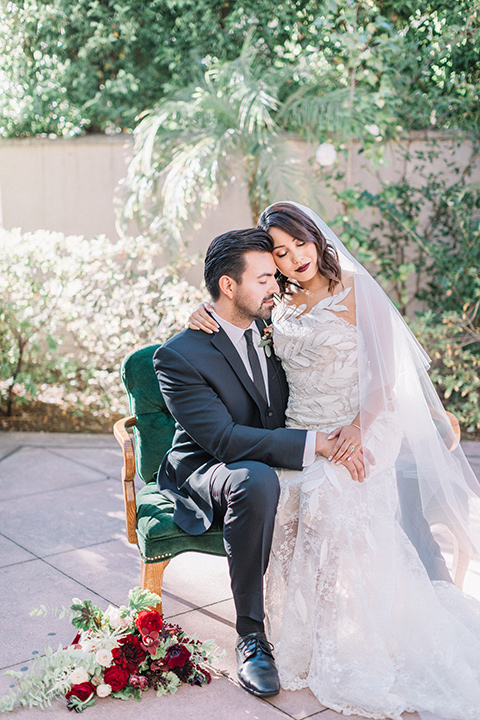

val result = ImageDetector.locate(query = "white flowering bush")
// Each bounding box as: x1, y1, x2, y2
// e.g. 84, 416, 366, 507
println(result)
0, 229, 204, 422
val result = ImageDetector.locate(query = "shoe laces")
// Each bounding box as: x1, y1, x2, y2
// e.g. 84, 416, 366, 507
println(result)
237, 633, 274, 660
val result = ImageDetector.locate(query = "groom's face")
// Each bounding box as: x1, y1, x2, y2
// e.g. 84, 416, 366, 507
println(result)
231, 251, 279, 322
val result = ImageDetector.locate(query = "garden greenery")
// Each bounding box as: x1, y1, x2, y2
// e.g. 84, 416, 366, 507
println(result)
1, 2, 477, 137
0, 0, 479, 431
0, 0, 319, 136
332, 153, 480, 434
0, 229, 203, 420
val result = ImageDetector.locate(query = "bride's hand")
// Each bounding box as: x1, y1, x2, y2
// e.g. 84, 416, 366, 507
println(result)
187, 302, 219, 333
327, 425, 362, 464
316, 431, 365, 482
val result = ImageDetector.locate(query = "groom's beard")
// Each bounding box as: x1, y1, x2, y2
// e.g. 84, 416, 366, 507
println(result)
231, 290, 275, 325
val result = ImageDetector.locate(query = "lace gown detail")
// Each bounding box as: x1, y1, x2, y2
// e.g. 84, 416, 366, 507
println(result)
265, 293, 480, 720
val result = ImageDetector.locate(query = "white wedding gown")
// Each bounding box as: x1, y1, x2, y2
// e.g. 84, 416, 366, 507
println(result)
265, 290, 480, 720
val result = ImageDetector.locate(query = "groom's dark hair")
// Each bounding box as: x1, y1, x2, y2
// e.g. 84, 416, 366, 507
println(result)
204, 228, 272, 301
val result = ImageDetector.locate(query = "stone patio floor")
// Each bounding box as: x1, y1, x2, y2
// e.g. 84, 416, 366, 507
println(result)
1, 431, 479, 720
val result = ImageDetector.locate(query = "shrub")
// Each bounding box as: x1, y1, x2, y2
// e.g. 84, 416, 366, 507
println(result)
331, 148, 480, 433
412, 310, 480, 433
0, 0, 319, 136
0, 229, 203, 420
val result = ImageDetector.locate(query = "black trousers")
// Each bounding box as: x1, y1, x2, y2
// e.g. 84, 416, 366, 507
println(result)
209, 461, 280, 622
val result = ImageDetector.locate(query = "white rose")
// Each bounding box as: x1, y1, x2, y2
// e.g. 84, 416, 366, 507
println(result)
95, 649, 113, 667
80, 639, 95, 653
104, 638, 119, 652
96, 684, 112, 698
69, 667, 89, 684
104, 606, 129, 629
315, 142, 337, 167
365, 123, 380, 137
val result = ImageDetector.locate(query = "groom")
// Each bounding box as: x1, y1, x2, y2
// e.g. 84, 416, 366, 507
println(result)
153, 228, 365, 698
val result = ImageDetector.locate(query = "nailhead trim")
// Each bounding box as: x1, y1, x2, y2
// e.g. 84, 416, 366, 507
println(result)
138, 547, 173, 562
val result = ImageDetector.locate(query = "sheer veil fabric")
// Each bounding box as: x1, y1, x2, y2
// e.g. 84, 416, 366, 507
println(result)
287, 202, 480, 589
262, 202, 480, 720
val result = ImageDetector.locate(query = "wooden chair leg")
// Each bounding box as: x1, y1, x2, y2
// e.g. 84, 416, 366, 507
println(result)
141, 559, 171, 614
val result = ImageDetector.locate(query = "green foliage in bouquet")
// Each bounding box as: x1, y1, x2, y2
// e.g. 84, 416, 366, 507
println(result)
0, 588, 215, 713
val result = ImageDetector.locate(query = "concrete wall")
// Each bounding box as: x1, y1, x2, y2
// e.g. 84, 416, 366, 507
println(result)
0, 134, 131, 239
0, 133, 478, 252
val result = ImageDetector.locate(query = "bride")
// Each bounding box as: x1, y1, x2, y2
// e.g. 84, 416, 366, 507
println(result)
189, 202, 480, 720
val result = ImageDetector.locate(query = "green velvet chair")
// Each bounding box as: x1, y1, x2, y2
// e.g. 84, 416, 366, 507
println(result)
113, 344, 226, 613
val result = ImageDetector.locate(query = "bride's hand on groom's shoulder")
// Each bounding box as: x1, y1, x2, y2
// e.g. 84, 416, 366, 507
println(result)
187, 302, 218, 333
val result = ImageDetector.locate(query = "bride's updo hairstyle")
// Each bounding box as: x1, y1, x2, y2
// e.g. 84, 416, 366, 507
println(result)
258, 202, 342, 295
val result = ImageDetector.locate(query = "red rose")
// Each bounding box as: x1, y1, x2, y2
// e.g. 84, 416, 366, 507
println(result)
165, 644, 191, 669
103, 665, 129, 692
135, 610, 163, 637
66, 681, 95, 702
112, 635, 146, 672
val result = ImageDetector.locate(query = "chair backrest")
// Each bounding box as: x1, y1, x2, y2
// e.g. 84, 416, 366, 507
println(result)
121, 344, 176, 484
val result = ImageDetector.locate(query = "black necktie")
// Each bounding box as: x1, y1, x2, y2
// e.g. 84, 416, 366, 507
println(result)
244, 328, 267, 403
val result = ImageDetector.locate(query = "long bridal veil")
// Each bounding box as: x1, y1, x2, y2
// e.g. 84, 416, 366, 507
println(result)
284, 201, 480, 597
260, 201, 480, 720
265, 202, 480, 599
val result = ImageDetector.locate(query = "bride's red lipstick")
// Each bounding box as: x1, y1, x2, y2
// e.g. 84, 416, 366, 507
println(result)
296, 263, 310, 273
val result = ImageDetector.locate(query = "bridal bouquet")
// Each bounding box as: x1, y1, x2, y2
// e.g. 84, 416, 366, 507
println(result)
0, 588, 214, 713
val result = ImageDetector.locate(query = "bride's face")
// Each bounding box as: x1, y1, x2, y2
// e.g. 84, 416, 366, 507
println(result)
269, 227, 319, 284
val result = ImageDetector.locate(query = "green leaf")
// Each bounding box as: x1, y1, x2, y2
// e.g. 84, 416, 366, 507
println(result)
70, 600, 103, 631
127, 587, 162, 613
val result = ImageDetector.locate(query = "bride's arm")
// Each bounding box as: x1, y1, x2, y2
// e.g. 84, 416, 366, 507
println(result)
187, 302, 219, 333
326, 275, 394, 465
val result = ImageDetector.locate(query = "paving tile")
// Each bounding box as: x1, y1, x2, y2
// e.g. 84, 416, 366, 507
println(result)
1, 478, 126, 557
162, 551, 232, 608
0, 534, 37, 568
205, 596, 235, 624
266, 687, 325, 719
462, 441, 480, 460
0, 671, 291, 720
0, 440, 22, 462
45, 539, 142, 607
49, 446, 123, 479
0, 560, 110, 669
317, 711, 367, 719
0, 447, 106, 500
318, 711, 421, 720
167, 604, 239, 678
0, 432, 117, 449
462, 441, 480, 479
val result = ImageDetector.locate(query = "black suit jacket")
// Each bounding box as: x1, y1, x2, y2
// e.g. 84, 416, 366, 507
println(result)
154, 322, 307, 535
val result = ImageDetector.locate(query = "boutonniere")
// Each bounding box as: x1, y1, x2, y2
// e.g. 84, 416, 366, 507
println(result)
258, 324, 277, 359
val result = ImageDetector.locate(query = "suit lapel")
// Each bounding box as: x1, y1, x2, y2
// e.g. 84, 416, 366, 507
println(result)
255, 319, 288, 423
210, 328, 269, 414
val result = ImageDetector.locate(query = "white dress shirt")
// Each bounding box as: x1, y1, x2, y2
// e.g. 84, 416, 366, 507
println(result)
211, 310, 316, 467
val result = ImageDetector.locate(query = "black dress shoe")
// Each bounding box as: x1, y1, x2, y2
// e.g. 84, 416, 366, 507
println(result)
235, 632, 280, 697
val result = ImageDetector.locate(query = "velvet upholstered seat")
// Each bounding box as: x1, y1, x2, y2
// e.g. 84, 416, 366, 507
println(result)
114, 344, 225, 612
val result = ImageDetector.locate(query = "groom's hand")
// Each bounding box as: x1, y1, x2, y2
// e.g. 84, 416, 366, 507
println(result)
315, 431, 366, 483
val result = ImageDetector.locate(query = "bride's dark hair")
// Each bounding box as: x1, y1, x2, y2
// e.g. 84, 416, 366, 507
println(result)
257, 202, 342, 295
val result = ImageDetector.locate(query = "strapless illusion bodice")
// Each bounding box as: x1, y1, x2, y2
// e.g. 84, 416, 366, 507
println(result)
272, 288, 364, 431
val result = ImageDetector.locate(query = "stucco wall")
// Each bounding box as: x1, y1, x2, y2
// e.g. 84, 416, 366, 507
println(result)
0, 133, 478, 252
